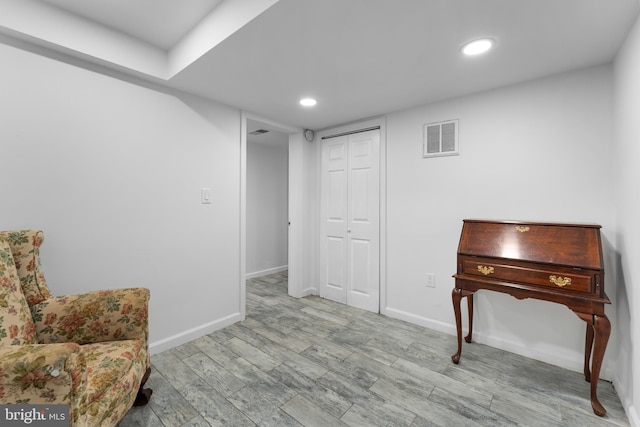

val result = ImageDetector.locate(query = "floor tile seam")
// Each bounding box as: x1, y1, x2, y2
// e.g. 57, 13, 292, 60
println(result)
251, 319, 322, 346
487, 393, 569, 426
391, 356, 493, 396
299, 307, 353, 326
338, 398, 418, 427
223, 387, 278, 426
152, 356, 207, 393
224, 380, 296, 425
251, 326, 314, 354
278, 392, 324, 425
347, 350, 427, 386
239, 323, 322, 363
476, 376, 571, 420
426, 386, 512, 426
147, 370, 203, 427
366, 376, 433, 426
186, 369, 248, 400
276, 380, 352, 422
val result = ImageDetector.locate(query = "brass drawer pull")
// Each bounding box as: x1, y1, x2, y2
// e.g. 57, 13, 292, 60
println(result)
515, 225, 530, 233
477, 265, 494, 275
549, 275, 572, 287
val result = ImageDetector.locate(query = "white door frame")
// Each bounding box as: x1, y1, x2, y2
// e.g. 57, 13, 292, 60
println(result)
240, 111, 303, 318
316, 117, 387, 313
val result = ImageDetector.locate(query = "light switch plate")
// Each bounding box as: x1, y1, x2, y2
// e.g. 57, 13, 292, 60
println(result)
201, 188, 212, 204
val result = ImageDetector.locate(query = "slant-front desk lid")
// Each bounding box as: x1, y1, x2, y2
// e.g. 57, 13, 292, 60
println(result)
458, 219, 603, 270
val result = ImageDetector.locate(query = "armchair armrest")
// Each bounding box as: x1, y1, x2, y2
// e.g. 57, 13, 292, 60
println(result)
0, 342, 86, 405
31, 288, 150, 345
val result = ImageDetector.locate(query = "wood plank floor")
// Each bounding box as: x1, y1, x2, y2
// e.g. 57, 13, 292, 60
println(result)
119, 271, 629, 426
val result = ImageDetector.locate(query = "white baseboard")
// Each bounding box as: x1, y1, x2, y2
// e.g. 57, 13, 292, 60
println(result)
612, 372, 640, 427
628, 405, 640, 427
290, 287, 317, 298
382, 306, 610, 379
246, 265, 288, 279
148, 312, 243, 355
383, 307, 457, 335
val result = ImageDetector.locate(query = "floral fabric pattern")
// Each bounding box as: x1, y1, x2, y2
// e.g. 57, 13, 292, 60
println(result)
0, 230, 51, 306
31, 288, 150, 345
79, 341, 148, 426
0, 230, 151, 426
0, 343, 87, 419
0, 236, 36, 346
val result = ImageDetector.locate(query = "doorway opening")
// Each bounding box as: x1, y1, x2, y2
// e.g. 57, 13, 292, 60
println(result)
240, 113, 305, 320
245, 119, 289, 279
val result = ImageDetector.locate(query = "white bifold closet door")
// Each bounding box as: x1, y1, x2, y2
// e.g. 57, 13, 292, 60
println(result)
320, 129, 380, 312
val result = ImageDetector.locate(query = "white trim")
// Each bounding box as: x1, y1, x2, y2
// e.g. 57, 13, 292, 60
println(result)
612, 372, 640, 427
243, 110, 301, 134
240, 111, 248, 320
473, 330, 599, 376
627, 405, 640, 427
148, 312, 243, 354
288, 131, 306, 298
246, 265, 288, 279
297, 287, 318, 297
241, 111, 303, 300
385, 306, 620, 382
383, 307, 456, 335
316, 117, 387, 313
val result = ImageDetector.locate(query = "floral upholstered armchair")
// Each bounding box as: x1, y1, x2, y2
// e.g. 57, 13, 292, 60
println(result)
0, 230, 152, 426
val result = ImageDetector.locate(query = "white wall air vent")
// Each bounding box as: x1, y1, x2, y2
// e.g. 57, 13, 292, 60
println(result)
423, 119, 459, 158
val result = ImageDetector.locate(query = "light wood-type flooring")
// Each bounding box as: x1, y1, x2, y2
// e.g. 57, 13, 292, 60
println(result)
119, 271, 629, 426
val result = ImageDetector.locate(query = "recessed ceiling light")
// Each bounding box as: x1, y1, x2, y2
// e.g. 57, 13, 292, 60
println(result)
299, 98, 317, 107
461, 38, 494, 56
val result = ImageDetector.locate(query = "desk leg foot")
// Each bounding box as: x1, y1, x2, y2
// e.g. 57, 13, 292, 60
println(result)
592, 400, 606, 417
451, 288, 463, 364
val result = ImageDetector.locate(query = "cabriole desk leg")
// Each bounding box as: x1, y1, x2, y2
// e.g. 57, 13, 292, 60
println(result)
465, 294, 474, 343
584, 320, 595, 382
590, 314, 611, 417
451, 287, 463, 364
576, 312, 611, 417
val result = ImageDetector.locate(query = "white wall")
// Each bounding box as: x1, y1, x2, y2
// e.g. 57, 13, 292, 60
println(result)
613, 10, 640, 426
384, 65, 616, 376
246, 139, 288, 277
288, 132, 318, 298
0, 42, 243, 353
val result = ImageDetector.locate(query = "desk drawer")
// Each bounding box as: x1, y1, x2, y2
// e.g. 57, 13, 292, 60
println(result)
462, 258, 594, 294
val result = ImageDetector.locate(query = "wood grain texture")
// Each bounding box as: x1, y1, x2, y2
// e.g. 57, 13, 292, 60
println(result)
120, 271, 628, 427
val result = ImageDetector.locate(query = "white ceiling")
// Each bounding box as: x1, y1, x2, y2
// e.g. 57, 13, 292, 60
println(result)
1, 0, 638, 130
38, 0, 224, 50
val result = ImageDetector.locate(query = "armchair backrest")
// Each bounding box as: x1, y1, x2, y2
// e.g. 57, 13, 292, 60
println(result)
0, 235, 37, 345
0, 230, 51, 306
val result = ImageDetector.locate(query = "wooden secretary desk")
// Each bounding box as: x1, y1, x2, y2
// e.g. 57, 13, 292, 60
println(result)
451, 219, 611, 416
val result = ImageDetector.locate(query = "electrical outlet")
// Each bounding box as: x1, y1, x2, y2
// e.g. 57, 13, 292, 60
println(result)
425, 273, 436, 288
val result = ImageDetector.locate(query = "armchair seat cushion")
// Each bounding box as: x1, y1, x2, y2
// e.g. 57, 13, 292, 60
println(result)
79, 340, 148, 425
